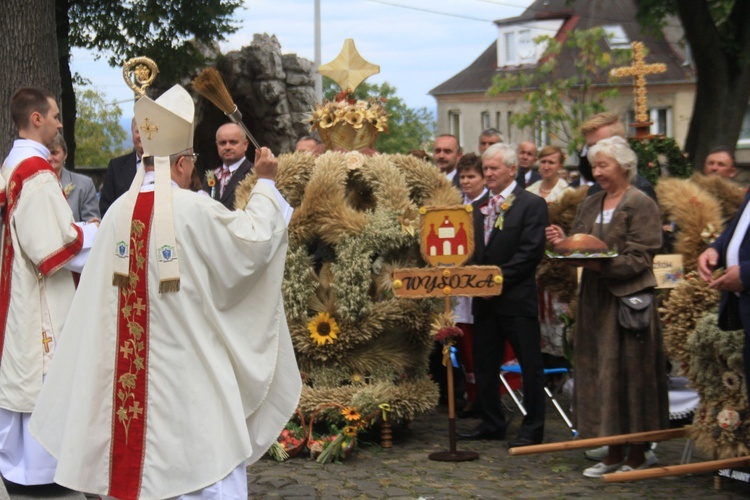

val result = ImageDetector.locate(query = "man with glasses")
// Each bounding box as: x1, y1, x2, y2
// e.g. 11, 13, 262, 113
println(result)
30, 85, 299, 499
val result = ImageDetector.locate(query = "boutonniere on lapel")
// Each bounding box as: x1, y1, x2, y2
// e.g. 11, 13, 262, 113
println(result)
205, 170, 216, 198
63, 183, 75, 197
494, 194, 515, 230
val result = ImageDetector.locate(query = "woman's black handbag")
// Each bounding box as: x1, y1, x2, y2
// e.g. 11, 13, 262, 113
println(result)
618, 292, 653, 331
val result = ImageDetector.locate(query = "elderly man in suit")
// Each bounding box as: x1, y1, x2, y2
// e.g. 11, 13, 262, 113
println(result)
48, 133, 99, 222
202, 123, 254, 210
99, 118, 142, 216
458, 143, 547, 447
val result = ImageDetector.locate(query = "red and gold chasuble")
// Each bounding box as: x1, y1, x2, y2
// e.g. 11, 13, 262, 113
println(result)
0, 158, 82, 362
109, 192, 154, 500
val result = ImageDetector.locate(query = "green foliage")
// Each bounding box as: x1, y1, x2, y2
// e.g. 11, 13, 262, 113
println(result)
323, 78, 435, 154
65, 0, 241, 82
637, 0, 733, 34
487, 27, 631, 154
74, 87, 128, 168
628, 136, 692, 186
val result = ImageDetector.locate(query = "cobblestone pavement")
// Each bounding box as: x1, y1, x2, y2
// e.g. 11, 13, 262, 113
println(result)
248, 397, 750, 499
3, 396, 748, 499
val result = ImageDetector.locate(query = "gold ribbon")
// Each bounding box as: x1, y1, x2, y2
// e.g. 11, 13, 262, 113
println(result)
378, 403, 391, 422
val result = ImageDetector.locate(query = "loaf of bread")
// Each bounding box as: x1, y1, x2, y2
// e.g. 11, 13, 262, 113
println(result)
553, 233, 609, 256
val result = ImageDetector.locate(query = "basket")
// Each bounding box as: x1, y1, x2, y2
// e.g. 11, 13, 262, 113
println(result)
318, 121, 379, 152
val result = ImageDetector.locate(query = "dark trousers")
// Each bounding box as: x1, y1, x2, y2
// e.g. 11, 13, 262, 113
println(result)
473, 313, 545, 440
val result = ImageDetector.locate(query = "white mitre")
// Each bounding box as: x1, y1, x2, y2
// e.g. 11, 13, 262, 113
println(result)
113, 84, 195, 293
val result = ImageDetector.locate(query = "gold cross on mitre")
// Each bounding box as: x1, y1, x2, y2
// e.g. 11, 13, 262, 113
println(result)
319, 39, 380, 91
42, 331, 52, 353
610, 41, 666, 124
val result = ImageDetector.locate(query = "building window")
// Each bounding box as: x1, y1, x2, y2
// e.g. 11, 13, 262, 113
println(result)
506, 111, 513, 142
449, 110, 462, 145
535, 119, 550, 147
738, 107, 750, 147
481, 111, 490, 129
505, 32, 516, 64
626, 107, 673, 137
602, 25, 630, 50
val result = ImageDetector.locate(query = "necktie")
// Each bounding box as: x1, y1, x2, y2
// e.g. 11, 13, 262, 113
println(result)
480, 193, 504, 244
217, 166, 231, 198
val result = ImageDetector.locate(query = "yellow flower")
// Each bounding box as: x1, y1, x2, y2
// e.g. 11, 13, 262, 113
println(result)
344, 110, 365, 128
318, 114, 335, 129
308, 312, 340, 346
344, 425, 359, 437
341, 406, 361, 421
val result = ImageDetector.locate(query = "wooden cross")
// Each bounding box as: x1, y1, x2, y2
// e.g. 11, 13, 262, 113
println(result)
42, 331, 52, 353
139, 117, 159, 140
610, 41, 666, 124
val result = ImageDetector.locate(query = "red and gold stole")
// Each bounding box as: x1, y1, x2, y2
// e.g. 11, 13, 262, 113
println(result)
109, 191, 154, 500
0, 158, 81, 361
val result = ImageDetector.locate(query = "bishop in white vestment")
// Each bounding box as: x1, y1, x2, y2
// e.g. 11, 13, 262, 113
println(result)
30, 85, 301, 500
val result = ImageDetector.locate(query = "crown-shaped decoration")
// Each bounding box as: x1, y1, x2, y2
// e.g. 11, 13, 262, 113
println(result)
312, 39, 387, 151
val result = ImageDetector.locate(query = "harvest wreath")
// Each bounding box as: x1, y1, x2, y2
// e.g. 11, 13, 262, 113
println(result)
234, 150, 462, 456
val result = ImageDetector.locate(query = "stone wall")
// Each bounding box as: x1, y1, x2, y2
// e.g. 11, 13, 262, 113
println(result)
193, 33, 316, 170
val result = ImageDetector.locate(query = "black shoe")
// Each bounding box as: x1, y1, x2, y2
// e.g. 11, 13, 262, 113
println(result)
507, 436, 542, 448
457, 429, 505, 441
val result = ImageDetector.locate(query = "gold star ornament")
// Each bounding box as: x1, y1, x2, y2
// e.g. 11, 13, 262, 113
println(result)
319, 39, 380, 92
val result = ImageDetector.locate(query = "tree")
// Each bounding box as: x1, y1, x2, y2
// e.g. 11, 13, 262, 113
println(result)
487, 27, 630, 154
74, 87, 127, 168
323, 78, 436, 154
638, 0, 750, 170
56, 0, 241, 168
0, 0, 61, 156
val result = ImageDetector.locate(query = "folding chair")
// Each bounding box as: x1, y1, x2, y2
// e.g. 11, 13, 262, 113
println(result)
500, 364, 577, 436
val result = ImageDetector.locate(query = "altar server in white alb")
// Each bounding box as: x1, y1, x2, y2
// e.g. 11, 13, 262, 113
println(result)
0, 87, 97, 485
30, 85, 301, 499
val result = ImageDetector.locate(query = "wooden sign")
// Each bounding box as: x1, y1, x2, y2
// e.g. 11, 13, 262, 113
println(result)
392, 266, 502, 298
419, 205, 474, 268
653, 254, 683, 289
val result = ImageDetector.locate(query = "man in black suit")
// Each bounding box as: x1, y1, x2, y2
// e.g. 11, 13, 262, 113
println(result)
516, 141, 541, 187
699, 190, 750, 406
99, 118, 143, 216
433, 134, 462, 188
459, 143, 547, 447
202, 123, 253, 210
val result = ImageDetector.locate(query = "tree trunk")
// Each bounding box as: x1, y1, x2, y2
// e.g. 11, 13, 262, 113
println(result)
0, 0, 61, 157
56, 0, 77, 170
676, 0, 750, 170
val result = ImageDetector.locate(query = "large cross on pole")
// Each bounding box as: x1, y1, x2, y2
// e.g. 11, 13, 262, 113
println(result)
610, 41, 666, 138
391, 205, 503, 462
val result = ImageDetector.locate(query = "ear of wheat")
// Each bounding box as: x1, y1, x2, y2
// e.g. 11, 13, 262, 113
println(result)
192, 68, 261, 149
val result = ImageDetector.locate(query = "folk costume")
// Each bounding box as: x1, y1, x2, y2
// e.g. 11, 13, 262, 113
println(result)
0, 139, 97, 484
30, 85, 301, 499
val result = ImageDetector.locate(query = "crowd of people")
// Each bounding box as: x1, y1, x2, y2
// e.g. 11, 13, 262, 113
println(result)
0, 81, 747, 498
428, 115, 745, 477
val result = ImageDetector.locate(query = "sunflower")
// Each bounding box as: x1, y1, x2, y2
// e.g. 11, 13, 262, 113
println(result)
343, 425, 359, 437
308, 312, 340, 346
341, 406, 361, 421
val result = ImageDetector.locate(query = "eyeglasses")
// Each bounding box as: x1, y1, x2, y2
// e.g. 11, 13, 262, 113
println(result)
184, 153, 199, 163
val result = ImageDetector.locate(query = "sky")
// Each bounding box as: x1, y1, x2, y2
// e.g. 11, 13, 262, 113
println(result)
70, 0, 534, 121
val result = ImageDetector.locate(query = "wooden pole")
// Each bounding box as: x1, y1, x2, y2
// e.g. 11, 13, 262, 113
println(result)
444, 295, 457, 452
602, 456, 750, 483
508, 428, 686, 456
